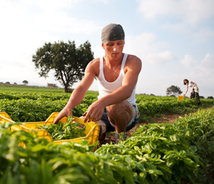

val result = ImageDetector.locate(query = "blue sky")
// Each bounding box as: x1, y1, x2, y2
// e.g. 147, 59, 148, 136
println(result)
0, 0, 214, 97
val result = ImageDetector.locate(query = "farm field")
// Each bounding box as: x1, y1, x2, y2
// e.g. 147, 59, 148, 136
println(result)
0, 84, 214, 183
0, 84, 213, 123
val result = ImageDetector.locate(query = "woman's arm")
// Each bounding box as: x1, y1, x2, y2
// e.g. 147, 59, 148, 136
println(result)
184, 85, 189, 96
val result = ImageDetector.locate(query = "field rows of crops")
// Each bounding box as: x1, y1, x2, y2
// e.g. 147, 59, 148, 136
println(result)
0, 85, 214, 183
0, 87, 214, 123
0, 107, 214, 183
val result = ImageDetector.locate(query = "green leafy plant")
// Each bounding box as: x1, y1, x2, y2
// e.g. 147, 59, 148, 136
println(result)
0, 122, 134, 184
37, 117, 86, 140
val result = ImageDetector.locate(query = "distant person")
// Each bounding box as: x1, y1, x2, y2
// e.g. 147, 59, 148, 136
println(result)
53, 23, 142, 142
183, 79, 201, 105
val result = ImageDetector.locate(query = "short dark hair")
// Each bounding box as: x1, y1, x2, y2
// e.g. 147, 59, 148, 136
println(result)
183, 79, 189, 85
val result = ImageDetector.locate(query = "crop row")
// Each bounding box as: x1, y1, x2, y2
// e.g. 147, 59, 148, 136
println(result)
1, 107, 213, 183
0, 91, 214, 122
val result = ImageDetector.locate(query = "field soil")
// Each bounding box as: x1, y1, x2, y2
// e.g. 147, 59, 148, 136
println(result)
99, 107, 211, 145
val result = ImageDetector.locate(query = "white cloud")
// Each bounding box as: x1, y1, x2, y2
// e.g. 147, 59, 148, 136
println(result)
162, 24, 214, 43
180, 54, 214, 91
137, 0, 175, 19
180, 55, 198, 68
0, 0, 213, 97
0, 0, 100, 36
34, 12, 100, 34
161, 23, 190, 34
137, 0, 214, 25
201, 53, 214, 69
193, 28, 214, 41
146, 51, 176, 64
92, 0, 110, 4
0, 1, 101, 61
34, 0, 81, 10
124, 33, 156, 55
124, 33, 176, 64
180, 53, 214, 71
0, 0, 101, 87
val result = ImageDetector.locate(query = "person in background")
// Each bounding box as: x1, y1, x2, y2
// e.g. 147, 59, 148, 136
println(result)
183, 79, 201, 105
53, 23, 142, 143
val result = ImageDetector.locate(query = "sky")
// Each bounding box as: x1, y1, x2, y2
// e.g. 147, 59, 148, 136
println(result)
0, 0, 214, 98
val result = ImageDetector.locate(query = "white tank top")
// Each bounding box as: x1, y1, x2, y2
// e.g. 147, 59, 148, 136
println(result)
189, 80, 198, 92
97, 53, 136, 106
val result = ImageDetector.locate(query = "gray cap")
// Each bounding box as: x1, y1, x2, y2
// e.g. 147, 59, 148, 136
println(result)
101, 23, 125, 43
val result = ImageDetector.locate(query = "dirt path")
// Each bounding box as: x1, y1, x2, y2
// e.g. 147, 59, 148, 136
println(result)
99, 107, 212, 145
127, 113, 185, 136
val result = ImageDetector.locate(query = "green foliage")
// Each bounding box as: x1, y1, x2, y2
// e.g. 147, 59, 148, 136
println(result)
136, 95, 214, 122
32, 40, 94, 92
0, 90, 97, 122
0, 85, 214, 183
96, 107, 214, 184
1, 85, 213, 123
38, 117, 86, 140
166, 85, 182, 96
173, 108, 214, 183
22, 80, 28, 85
96, 125, 201, 183
0, 122, 134, 184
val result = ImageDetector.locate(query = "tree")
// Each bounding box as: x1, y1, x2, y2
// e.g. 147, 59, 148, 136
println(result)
32, 40, 94, 93
166, 85, 182, 96
207, 96, 214, 99
22, 80, 28, 85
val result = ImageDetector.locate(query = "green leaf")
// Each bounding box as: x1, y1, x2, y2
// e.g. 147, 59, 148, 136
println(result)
139, 171, 147, 180
135, 162, 146, 173
169, 134, 180, 142
31, 144, 46, 152
166, 158, 177, 168
147, 168, 163, 175
157, 164, 172, 174
183, 157, 199, 168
